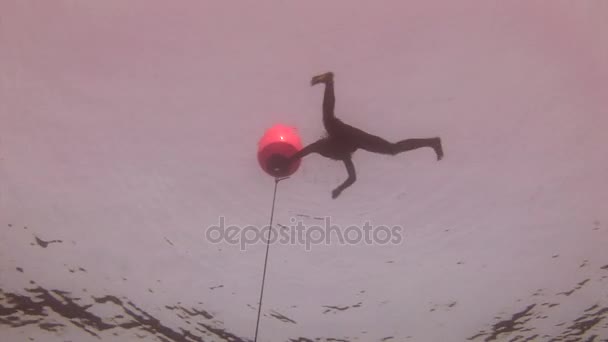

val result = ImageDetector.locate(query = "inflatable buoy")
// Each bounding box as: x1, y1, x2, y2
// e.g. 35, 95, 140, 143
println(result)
258, 124, 303, 177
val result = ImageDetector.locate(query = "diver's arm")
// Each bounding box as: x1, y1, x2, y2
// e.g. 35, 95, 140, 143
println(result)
332, 157, 356, 199
289, 139, 324, 162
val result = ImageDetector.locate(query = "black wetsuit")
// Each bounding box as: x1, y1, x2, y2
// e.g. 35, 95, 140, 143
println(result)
289, 72, 443, 199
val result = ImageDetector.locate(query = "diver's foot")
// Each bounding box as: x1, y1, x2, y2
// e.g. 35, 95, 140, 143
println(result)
311, 72, 334, 86
433, 137, 444, 161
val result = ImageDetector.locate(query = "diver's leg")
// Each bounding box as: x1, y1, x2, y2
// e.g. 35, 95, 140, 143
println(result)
332, 157, 356, 199
349, 126, 397, 155
394, 137, 443, 160
311, 72, 336, 132
353, 125, 443, 160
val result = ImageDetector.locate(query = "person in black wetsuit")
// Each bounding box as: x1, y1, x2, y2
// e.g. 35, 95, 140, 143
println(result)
286, 72, 444, 199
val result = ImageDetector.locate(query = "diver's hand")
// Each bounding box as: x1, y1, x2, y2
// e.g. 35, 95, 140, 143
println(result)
268, 154, 291, 177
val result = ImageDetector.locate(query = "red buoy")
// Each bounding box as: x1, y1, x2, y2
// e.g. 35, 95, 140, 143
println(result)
258, 124, 303, 177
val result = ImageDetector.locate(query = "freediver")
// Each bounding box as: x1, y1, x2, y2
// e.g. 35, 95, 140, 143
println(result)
286, 72, 443, 199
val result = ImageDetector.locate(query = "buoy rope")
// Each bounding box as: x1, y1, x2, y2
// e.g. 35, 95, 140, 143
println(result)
254, 176, 289, 342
